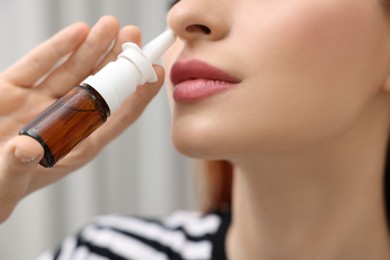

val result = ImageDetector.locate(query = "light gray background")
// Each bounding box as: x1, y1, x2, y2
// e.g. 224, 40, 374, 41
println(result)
0, 1, 196, 259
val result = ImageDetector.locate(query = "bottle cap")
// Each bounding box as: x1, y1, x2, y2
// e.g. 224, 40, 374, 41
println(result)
82, 29, 176, 113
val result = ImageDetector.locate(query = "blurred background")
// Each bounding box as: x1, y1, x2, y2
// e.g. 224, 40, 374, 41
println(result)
0, 0, 196, 259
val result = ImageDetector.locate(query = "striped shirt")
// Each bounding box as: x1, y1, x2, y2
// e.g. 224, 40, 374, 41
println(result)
37, 210, 231, 260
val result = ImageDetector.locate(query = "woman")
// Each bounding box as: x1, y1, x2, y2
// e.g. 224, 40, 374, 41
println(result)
165, 0, 390, 258
2, 0, 390, 259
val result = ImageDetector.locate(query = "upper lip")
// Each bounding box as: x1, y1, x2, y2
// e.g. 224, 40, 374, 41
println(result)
170, 59, 241, 86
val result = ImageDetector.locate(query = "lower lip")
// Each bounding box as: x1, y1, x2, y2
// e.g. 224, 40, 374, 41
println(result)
173, 79, 237, 101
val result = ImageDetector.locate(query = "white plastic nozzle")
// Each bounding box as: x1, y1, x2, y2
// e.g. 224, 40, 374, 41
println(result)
82, 29, 176, 113
142, 29, 177, 62
119, 29, 176, 83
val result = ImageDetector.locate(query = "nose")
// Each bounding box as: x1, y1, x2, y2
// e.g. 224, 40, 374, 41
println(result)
167, 0, 230, 42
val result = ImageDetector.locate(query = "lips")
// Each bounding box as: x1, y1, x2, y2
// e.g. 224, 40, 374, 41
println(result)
170, 59, 240, 101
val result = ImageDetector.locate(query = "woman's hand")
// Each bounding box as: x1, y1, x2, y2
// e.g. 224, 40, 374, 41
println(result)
0, 16, 165, 223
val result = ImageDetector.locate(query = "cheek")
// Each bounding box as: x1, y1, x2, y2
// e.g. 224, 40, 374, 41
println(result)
240, 0, 387, 88
233, 1, 389, 144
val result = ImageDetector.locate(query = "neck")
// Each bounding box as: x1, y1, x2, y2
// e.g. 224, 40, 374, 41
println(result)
227, 95, 390, 259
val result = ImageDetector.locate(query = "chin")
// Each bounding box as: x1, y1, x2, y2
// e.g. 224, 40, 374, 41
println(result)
170, 122, 263, 160
170, 120, 231, 160
171, 131, 221, 160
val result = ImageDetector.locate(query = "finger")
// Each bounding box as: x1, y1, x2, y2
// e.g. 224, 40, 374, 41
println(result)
0, 135, 43, 223
95, 25, 142, 71
2, 22, 89, 87
38, 16, 120, 98
91, 65, 165, 148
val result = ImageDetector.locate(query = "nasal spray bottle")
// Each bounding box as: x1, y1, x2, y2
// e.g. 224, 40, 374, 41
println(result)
20, 30, 176, 168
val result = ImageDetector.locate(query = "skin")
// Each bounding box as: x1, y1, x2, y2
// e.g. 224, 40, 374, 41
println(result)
165, 0, 390, 259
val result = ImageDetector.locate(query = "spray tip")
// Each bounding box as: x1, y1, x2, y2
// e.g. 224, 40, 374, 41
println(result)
142, 29, 176, 62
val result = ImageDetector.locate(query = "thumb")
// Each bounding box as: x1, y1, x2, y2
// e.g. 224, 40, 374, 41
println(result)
0, 135, 43, 223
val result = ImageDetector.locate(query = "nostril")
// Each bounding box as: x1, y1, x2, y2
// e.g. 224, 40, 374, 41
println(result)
186, 24, 211, 35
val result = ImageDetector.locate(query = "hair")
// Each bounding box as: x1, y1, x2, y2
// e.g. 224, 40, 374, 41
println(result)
198, 160, 233, 213
385, 147, 390, 228
382, 0, 390, 10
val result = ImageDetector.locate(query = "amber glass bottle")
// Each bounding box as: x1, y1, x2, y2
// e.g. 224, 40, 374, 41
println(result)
19, 84, 110, 167
19, 30, 175, 168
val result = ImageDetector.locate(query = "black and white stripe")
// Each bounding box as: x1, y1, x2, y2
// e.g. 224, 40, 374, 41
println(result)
37, 210, 230, 260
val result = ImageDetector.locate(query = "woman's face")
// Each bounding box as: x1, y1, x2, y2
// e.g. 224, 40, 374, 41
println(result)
164, 0, 390, 160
